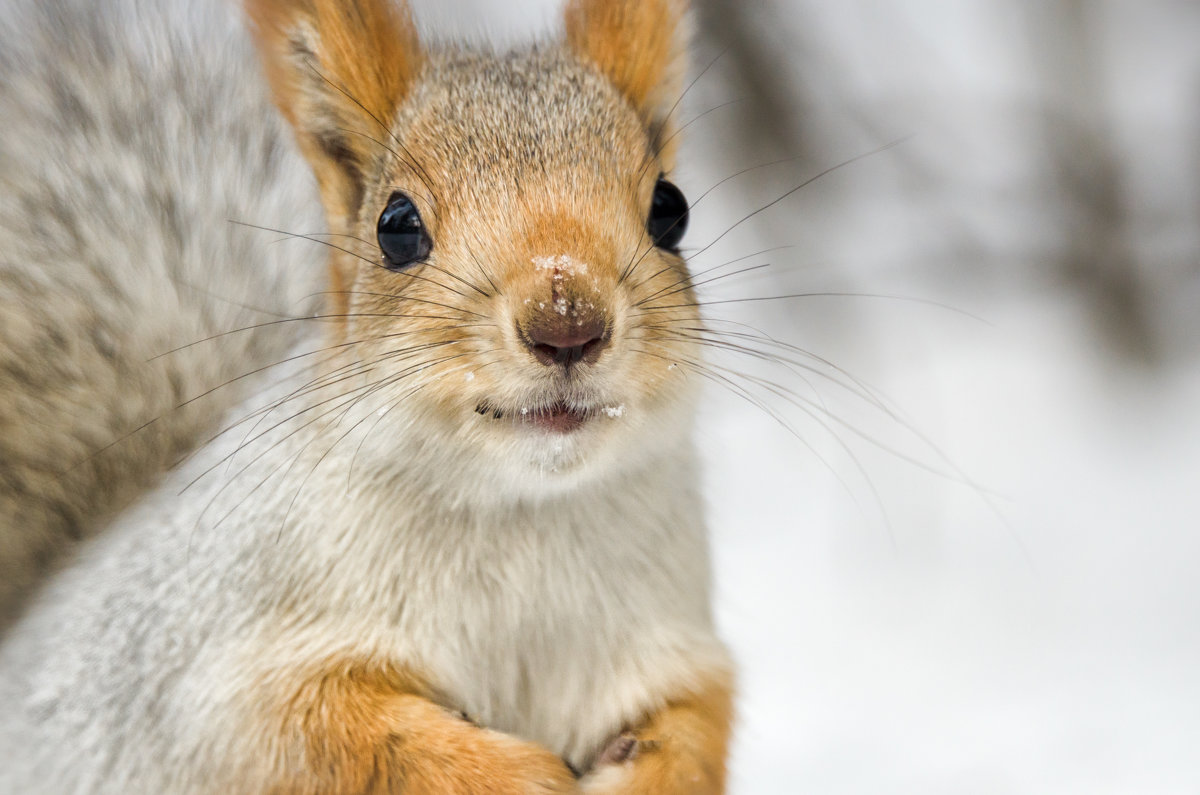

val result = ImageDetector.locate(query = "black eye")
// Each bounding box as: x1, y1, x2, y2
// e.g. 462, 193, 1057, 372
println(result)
377, 192, 431, 270
647, 177, 689, 251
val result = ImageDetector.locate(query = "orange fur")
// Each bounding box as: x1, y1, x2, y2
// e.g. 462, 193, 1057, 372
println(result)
245, 0, 424, 307
564, 0, 690, 146
262, 659, 578, 794
587, 670, 734, 794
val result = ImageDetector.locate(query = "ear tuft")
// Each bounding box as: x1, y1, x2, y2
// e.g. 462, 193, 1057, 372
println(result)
564, 0, 691, 145
246, 0, 423, 222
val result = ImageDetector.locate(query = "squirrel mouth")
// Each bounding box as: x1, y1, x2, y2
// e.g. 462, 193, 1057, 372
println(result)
474, 400, 609, 434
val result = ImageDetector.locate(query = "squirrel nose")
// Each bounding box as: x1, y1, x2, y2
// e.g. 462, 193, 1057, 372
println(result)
522, 315, 608, 368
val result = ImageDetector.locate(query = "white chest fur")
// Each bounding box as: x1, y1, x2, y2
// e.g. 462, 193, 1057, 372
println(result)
208, 408, 725, 767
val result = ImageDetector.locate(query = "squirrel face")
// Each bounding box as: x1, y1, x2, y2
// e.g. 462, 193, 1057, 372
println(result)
249, 0, 698, 492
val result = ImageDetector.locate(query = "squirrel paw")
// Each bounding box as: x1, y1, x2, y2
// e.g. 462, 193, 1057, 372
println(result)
425, 722, 581, 795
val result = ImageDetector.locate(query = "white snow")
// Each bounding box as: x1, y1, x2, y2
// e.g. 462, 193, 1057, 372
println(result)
532, 253, 589, 277
700, 296, 1200, 795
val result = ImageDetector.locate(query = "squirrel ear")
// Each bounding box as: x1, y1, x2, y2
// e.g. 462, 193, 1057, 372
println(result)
246, 0, 423, 223
564, 0, 691, 162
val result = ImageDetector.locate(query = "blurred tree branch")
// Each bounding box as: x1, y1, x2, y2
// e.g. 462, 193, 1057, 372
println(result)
1025, 1, 1159, 363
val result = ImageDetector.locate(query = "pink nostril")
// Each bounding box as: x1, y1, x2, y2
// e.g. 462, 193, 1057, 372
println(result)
523, 317, 608, 368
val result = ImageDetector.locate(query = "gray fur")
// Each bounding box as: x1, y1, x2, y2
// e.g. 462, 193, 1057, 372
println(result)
0, 0, 325, 628
0, 389, 722, 791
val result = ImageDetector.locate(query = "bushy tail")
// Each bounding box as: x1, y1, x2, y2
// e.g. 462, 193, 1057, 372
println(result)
0, 0, 325, 628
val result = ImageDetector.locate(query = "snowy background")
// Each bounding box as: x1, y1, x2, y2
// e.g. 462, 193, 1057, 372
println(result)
417, 2, 1200, 792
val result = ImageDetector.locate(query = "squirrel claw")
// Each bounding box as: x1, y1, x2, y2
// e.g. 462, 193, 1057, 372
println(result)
595, 731, 639, 766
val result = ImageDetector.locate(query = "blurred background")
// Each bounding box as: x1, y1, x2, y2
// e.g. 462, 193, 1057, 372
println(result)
446, 1, 1200, 791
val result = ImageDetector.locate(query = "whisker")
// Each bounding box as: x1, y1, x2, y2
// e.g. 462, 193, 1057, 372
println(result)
192, 378, 383, 529
709, 358, 996, 494
229, 219, 381, 267
226, 339, 474, 462
335, 128, 438, 209
187, 341, 470, 494
464, 242, 503, 298
192, 347, 472, 535
641, 314, 1003, 498
304, 60, 443, 211
345, 354, 505, 487
229, 220, 487, 313
637, 290, 989, 324
617, 65, 744, 288
630, 346, 893, 538
380, 265, 481, 305
630, 245, 795, 304
276, 347, 493, 532
635, 47, 731, 182
651, 261, 775, 304
166, 273, 299, 319
209, 333, 477, 458
656, 321, 894, 414
688, 137, 912, 262
636, 326, 848, 414
148, 311, 466, 361
636, 96, 745, 185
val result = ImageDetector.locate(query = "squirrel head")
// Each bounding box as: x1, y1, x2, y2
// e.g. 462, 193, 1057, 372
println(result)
247, 0, 702, 491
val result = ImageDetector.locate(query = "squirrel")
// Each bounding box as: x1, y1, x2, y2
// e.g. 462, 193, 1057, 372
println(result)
0, 0, 735, 792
